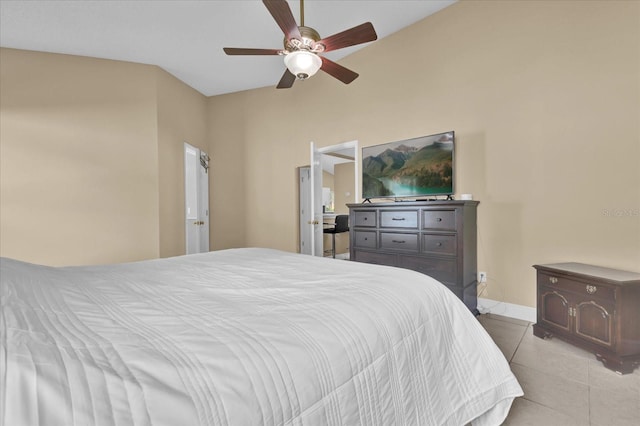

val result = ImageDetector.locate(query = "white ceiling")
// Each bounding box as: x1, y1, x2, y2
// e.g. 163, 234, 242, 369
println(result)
0, 0, 456, 96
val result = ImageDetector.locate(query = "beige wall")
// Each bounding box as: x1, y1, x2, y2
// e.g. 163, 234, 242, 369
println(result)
0, 49, 160, 265
207, 0, 640, 307
334, 162, 354, 215
156, 70, 208, 258
206, 92, 248, 250
0, 48, 207, 265
1, 1, 637, 308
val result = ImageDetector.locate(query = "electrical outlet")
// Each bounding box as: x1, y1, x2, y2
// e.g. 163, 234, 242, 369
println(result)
478, 272, 487, 283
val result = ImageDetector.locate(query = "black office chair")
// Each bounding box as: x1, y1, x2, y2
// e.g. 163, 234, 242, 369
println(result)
324, 214, 349, 258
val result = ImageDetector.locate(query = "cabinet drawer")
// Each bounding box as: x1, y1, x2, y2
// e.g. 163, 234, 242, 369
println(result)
422, 210, 456, 230
538, 273, 616, 301
354, 211, 376, 227
380, 232, 419, 252
354, 231, 376, 248
353, 250, 397, 267
422, 234, 456, 255
398, 255, 457, 284
380, 210, 418, 228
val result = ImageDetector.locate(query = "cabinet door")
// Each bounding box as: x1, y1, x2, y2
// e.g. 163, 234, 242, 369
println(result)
574, 298, 615, 348
539, 286, 572, 333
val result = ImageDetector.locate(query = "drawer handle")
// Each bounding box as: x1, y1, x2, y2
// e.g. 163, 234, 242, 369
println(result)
549, 277, 558, 284
586, 285, 597, 294
436, 242, 442, 246
436, 218, 442, 222
364, 217, 368, 220
392, 217, 406, 221
392, 240, 406, 244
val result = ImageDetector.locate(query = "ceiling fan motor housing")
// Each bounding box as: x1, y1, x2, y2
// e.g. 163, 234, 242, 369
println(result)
284, 26, 324, 53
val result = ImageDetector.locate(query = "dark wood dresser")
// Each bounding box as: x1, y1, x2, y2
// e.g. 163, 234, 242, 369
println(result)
347, 200, 479, 313
533, 263, 640, 374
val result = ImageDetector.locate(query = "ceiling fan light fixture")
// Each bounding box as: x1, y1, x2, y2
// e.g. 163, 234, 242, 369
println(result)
284, 50, 321, 80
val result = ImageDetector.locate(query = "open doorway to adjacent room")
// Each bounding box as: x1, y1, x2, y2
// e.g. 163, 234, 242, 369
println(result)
298, 141, 359, 258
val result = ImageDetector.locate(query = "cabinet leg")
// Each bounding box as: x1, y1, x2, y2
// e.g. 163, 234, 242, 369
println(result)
532, 324, 553, 339
595, 353, 639, 375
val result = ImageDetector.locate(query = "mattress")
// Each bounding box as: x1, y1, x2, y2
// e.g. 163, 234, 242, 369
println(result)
1, 248, 522, 425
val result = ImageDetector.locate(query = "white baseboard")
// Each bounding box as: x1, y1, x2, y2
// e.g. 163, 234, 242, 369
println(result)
477, 297, 536, 323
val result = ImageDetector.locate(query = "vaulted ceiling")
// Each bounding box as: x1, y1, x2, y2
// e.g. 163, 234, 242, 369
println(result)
0, 0, 456, 96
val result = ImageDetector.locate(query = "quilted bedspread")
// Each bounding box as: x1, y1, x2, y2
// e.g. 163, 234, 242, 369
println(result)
1, 248, 522, 425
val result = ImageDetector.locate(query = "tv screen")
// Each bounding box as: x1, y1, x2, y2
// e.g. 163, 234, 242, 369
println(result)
362, 131, 454, 199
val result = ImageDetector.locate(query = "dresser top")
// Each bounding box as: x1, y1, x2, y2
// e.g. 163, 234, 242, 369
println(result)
534, 262, 640, 285
347, 200, 479, 208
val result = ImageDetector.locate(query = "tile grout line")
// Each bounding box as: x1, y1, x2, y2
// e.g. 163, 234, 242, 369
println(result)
508, 321, 530, 363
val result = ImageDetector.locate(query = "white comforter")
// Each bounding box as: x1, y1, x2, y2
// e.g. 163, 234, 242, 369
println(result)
1, 248, 522, 426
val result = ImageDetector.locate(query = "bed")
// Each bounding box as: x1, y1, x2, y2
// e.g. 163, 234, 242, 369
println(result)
1, 248, 522, 426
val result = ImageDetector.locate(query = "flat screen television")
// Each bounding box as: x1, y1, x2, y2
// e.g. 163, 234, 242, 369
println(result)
362, 131, 454, 199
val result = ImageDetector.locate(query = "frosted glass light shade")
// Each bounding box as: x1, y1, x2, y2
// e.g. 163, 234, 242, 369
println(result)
284, 51, 322, 79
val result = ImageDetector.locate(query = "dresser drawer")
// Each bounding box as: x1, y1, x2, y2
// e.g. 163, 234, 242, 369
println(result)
354, 231, 376, 249
353, 250, 397, 267
422, 210, 456, 230
354, 211, 376, 227
538, 272, 616, 301
380, 210, 418, 228
399, 255, 457, 284
422, 234, 456, 255
380, 232, 419, 252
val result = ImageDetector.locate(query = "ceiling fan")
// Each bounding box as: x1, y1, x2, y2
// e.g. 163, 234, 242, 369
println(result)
223, 0, 378, 89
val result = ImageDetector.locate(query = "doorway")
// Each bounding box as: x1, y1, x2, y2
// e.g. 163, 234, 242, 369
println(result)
184, 143, 210, 254
299, 140, 359, 256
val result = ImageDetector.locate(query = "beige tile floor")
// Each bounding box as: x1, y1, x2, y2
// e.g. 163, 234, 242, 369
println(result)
477, 313, 640, 426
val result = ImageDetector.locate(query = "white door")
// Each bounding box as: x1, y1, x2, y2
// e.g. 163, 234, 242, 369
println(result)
309, 142, 323, 256
298, 167, 312, 255
184, 143, 210, 254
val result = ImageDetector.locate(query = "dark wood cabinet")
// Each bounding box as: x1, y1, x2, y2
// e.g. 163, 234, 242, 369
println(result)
533, 263, 640, 374
347, 200, 479, 313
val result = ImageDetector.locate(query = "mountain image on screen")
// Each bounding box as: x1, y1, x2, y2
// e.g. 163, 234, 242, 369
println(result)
362, 132, 453, 198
